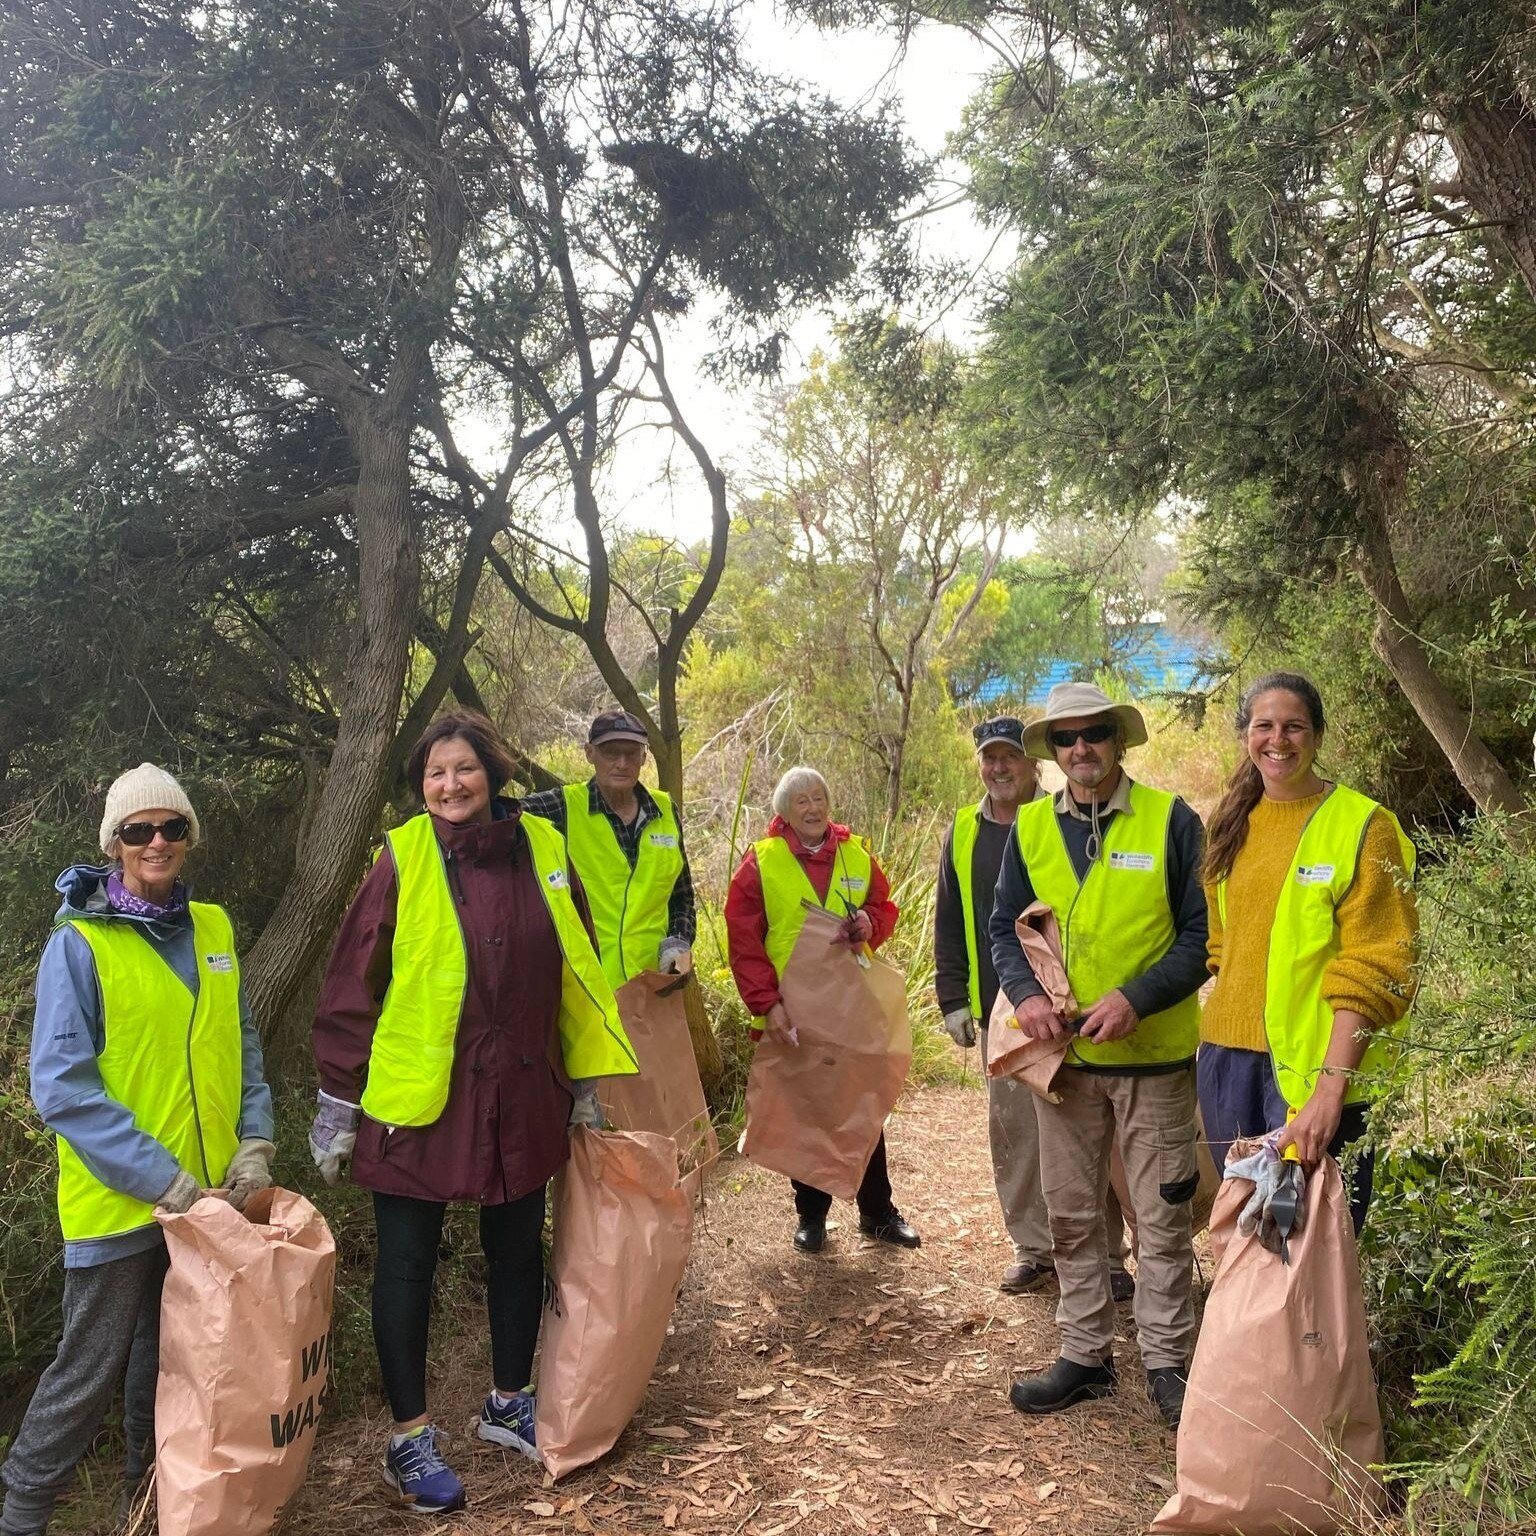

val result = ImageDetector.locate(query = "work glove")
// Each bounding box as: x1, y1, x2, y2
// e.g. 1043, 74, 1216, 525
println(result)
569, 1080, 605, 1130
155, 1169, 201, 1214
942, 1008, 977, 1049
224, 1138, 276, 1213
1228, 1139, 1308, 1259
658, 938, 693, 975
309, 1091, 361, 1188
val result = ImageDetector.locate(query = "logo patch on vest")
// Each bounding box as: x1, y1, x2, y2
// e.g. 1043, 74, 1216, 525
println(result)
1296, 864, 1336, 885
647, 832, 678, 848
545, 869, 569, 890
838, 875, 868, 892
1108, 851, 1156, 872
205, 953, 235, 973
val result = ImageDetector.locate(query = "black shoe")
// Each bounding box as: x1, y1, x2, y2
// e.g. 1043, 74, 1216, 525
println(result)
793, 1219, 826, 1253
1148, 1365, 1188, 1429
859, 1212, 921, 1249
1110, 1268, 1136, 1304
1000, 1261, 1053, 1294
1009, 1356, 1117, 1415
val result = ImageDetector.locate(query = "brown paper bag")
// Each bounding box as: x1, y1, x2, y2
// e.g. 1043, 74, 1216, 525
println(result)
536, 1128, 696, 1480
985, 902, 1077, 1100
602, 971, 719, 1174
739, 904, 912, 1200
1151, 1150, 1386, 1534
154, 1189, 336, 1536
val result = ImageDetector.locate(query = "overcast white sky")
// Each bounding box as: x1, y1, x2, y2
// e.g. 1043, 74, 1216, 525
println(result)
597, 3, 1009, 542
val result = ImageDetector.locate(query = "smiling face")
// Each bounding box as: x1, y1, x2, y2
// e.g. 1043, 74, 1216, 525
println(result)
978, 743, 1036, 810
115, 807, 189, 902
1245, 688, 1324, 799
1050, 715, 1122, 795
422, 735, 493, 825
785, 781, 831, 844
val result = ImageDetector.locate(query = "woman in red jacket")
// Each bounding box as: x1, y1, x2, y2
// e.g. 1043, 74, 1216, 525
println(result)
725, 765, 919, 1255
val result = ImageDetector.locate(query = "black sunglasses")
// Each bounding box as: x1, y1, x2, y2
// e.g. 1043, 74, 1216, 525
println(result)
117, 816, 191, 847
1047, 721, 1117, 750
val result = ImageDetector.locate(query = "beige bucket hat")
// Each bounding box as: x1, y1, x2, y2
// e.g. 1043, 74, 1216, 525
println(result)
1022, 682, 1148, 760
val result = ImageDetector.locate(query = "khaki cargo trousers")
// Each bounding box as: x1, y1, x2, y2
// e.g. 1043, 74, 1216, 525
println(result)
1034, 1063, 1199, 1370
984, 1040, 1129, 1272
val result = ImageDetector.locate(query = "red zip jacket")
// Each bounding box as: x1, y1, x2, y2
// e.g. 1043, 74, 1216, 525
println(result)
724, 817, 899, 1019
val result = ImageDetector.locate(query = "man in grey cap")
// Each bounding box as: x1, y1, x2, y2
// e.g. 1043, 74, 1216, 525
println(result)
934, 716, 1133, 1300
990, 683, 1207, 1430
521, 709, 696, 987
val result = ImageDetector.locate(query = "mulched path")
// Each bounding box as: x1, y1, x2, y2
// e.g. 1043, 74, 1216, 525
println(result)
285, 1080, 1178, 1535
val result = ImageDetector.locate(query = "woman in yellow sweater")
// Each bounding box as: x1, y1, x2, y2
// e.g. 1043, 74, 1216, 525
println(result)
1199, 672, 1417, 1231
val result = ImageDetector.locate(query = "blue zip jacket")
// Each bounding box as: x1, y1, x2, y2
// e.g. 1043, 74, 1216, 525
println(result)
31, 865, 275, 1269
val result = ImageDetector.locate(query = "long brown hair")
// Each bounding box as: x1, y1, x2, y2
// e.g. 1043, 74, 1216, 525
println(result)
1202, 672, 1326, 884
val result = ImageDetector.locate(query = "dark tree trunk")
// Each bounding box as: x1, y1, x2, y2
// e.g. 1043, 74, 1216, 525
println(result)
1445, 98, 1536, 306
243, 410, 421, 1042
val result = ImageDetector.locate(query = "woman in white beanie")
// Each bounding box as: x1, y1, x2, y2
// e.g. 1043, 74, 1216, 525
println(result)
0, 765, 275, 1536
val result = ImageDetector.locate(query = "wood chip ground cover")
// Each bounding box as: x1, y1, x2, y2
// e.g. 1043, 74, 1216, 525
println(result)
285, 1082, 1177, 1534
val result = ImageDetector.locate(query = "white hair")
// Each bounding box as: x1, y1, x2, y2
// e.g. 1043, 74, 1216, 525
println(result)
771, 765, 831, 818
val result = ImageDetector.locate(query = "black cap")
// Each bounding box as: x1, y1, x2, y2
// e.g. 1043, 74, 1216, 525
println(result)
972, 716, 1027, 751
588, 709, 649, 747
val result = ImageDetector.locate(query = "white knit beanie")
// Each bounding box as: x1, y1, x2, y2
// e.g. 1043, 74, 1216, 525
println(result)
99, 763, 201, 853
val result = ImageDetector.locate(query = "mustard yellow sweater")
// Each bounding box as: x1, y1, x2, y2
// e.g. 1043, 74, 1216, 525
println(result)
1202, 790, 1418, 1053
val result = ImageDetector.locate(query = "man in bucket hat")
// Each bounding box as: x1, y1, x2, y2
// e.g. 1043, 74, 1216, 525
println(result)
990, 683, 1208, 1429
934, 716, 1133, 1300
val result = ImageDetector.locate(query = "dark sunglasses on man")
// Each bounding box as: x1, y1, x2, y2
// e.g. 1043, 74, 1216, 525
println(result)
1047, 722, 1117, 750
117, 816, 192, 847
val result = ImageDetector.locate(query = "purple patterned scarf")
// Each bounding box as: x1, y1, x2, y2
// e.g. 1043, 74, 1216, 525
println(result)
106, 871, 188, 920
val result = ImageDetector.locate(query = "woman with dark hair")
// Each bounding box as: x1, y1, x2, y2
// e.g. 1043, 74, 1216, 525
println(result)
1199, 674, 1418, 1230
309, 712, 636, 1513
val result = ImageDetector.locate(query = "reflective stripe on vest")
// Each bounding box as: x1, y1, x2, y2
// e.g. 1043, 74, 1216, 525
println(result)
950, 798, 987, 1018
1217, 784, 1416, 1111
362, 814, 637, 1127
562, 782, 684, 987
754, 833, 873, 982
59, 904, 243, 1243
1012, 782, 1200, 1068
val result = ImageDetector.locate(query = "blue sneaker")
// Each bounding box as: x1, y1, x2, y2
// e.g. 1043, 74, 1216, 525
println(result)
382, 1423, 466, 1514
477, 1389, 540, 1461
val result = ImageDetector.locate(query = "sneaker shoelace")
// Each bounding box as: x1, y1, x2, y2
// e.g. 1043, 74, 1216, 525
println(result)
397, 1427, 450, 1479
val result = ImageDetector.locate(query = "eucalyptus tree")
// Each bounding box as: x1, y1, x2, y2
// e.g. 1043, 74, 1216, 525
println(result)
0, 0, 924, 1034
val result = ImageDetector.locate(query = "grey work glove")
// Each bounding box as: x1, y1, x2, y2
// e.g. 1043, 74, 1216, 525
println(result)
224, 1138, 276, 1213
309, 1091, 361, 1188
568, 1080, 605, 1131
942, 1008, 977, 1049
155, 1169, 201, 1214
657, 938, 693, 975
1228, 1141, 1308, 1256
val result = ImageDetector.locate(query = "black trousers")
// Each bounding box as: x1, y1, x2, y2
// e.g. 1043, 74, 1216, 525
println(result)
791, 1133, 896, 1225
372, 1187, 546, 1422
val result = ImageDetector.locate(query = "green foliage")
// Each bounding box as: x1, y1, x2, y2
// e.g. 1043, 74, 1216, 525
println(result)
1364, 818, 1536, 1525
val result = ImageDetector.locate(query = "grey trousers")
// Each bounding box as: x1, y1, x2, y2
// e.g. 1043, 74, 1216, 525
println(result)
986, 1043, 1130, 1271
0, 1245, 167, 1536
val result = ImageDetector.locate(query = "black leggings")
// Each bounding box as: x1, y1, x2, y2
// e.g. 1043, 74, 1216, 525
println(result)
372, 1188, 546, 1422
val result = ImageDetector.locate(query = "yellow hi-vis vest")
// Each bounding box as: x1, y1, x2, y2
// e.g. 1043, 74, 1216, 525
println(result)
562, 782, 684, 988
1216, 783, 1416, 1111
59, 904, 243, 1243
361, 813, 637, 1128
950, 797, 989, 1018
1012, 782, 1200, 1068
754, 832, 874, 983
